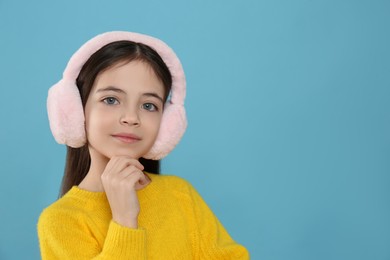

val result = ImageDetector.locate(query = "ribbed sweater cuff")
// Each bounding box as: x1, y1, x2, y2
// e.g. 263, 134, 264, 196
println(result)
102, 220, 147, 259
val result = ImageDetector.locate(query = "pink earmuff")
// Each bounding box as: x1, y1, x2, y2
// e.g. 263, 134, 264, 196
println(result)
47, 31, 187, 160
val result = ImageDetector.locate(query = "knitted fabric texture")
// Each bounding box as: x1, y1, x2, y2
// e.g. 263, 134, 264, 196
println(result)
37, 173, 249, 259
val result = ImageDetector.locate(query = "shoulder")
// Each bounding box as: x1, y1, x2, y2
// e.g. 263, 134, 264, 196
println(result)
38, 201, 79, 239
37, 188, 97, 230
38, 198, 75, 225
144, 172, 198, 197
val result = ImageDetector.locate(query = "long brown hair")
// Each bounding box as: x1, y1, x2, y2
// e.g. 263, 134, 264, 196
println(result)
59, 40, 172, 197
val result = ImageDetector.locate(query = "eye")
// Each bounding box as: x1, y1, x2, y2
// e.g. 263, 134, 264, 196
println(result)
142, 103, 158, 111
103, 97, 119, 105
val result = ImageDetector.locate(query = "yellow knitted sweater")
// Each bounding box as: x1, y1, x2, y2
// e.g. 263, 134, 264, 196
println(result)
37, 173, 249, 259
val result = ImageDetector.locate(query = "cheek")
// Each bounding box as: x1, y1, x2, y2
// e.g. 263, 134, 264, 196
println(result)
143, 113, 163, 135
85, 107, 113, 133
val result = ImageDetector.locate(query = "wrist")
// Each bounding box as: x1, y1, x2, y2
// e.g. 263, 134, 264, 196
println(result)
113, 215, 138, 229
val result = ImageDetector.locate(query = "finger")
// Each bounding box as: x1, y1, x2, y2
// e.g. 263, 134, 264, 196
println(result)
103, 157, 144, 178
114, 156, 144, 172
119, 168, 151, 190
104, 156, 121, 172
101, 157, 122, 179
133, 171, 151, 190
118, 165, 139, 179
123, 157, 144, 171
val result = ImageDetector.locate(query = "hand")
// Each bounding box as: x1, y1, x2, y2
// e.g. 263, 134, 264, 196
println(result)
101, 156, 151, 228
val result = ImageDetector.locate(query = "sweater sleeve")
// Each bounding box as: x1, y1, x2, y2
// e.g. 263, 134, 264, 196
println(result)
186, 181, 250, 259
37, 209, 146, 259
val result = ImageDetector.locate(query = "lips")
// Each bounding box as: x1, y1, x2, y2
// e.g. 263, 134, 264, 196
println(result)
112, 133, 141, 144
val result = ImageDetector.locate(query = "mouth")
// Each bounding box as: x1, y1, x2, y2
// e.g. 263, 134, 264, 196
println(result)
112, 133, 141, 144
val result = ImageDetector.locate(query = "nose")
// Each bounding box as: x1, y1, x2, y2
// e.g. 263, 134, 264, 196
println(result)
120, 107, 140, 126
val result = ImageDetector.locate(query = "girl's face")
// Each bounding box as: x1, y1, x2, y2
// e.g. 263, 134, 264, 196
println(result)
84, 60, 165, 161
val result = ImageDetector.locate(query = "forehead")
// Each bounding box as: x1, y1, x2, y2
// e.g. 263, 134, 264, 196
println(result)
93, 60, 165, 94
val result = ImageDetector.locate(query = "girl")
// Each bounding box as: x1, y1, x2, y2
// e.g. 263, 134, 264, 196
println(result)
38, 31, 249, 259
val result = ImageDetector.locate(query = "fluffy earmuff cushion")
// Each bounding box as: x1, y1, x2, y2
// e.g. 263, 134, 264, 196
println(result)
47, 79, 86, 147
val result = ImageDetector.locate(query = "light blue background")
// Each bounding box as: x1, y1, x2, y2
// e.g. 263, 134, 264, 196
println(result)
0, 0, 389, 259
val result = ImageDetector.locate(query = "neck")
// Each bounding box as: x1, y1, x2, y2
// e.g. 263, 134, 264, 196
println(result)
78, 147, 109, 192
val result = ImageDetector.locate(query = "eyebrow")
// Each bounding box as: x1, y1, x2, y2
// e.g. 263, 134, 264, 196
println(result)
143, 93, 164, 103
96, 86, 164, 103
96, 86, 126, 94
